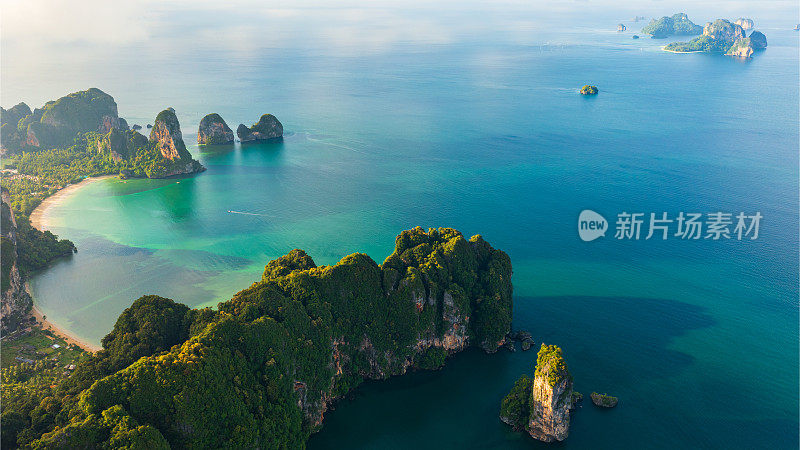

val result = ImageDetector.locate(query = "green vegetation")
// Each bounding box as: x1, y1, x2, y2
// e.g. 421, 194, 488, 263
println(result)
580, 85, 598, 95
642, 13, 703, 38
6, 88, 120, 153
1, 227, 513, 448
665, 35, 732, 53
500, 344, 574, 437
500, 374, 533, 430
1, 327, 87, 449
237, 113, 284, 141
534, 344, 572, 388
415, 347, 448, 370
665, 19, 765, 56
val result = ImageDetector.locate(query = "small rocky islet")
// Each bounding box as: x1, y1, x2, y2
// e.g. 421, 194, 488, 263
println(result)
500, 344, 576, 442
500, 344, 620, 443
580, 85, 598, 96
197, 113, 234, 144
590, 392, 619, 408
197, 113, 283, 145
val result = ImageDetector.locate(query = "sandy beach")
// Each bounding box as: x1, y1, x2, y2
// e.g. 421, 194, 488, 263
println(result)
29, 175, 116, 231
29, 296, 101, 352
26, 176, 116, 353
661, 46, 704, 54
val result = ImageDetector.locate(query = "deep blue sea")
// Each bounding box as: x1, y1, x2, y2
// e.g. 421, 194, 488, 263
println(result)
3, 2, 797, 448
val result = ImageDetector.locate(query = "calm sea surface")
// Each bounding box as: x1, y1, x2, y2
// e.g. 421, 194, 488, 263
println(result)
4, 2, 797, 448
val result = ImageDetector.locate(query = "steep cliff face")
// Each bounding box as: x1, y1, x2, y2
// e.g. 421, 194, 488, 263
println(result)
197, 113, 234, 145
148, 108, 205, 176
150, 108, 190, 161
500, 344, 574, 442
0, 188, 32, 334
726, 38, 754, 58
15, 88, 125, 151
528, 344, 573, 442
287, 227, 513, 427
237, 114, 283, 142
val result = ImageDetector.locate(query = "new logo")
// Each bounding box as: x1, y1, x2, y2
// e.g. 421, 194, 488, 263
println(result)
578, 210, 607, 241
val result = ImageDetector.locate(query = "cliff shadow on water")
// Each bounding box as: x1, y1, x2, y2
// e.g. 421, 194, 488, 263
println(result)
309, 295, 716, 449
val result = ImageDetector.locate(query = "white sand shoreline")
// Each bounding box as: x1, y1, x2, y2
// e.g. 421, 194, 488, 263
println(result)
26, 175, 116, 353
28, 285, 102, 352
29, 175, 116, 231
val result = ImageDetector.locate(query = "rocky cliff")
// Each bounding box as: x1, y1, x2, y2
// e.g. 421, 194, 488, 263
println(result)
726, 37, 755, 58
197, 113, 234, 145
500, 343, 574, 442
11, 88, 126, 152
528, 344, 573, 442
278, 227, 513, 427
749, 31, 768, 49
148, 108, 205, 176
734, 18, 754, 31
0, 188, 32, 334
237, 114, 283, 142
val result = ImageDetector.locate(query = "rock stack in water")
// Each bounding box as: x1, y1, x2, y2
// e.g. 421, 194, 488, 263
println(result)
500, 344, 574, 442
197, 113, 234, 145
147, 108, 205, 176
237, 114, 283, 142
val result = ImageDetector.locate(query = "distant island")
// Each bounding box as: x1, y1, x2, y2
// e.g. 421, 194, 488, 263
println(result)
641, 13, 703, 38
2, 226, 514, 447
580, 85, 598, 95
665, 19, 767, 58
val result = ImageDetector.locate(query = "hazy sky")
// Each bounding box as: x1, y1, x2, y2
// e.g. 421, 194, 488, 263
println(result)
1, 0, 796, 108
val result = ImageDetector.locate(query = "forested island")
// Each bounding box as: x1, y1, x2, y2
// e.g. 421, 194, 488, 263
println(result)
2, 226, 514, 447
641, 13, 703, 38
665, 19, 767, 58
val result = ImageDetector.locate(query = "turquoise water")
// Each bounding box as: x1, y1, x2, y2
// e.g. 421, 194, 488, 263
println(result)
7, 2, 798, 448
